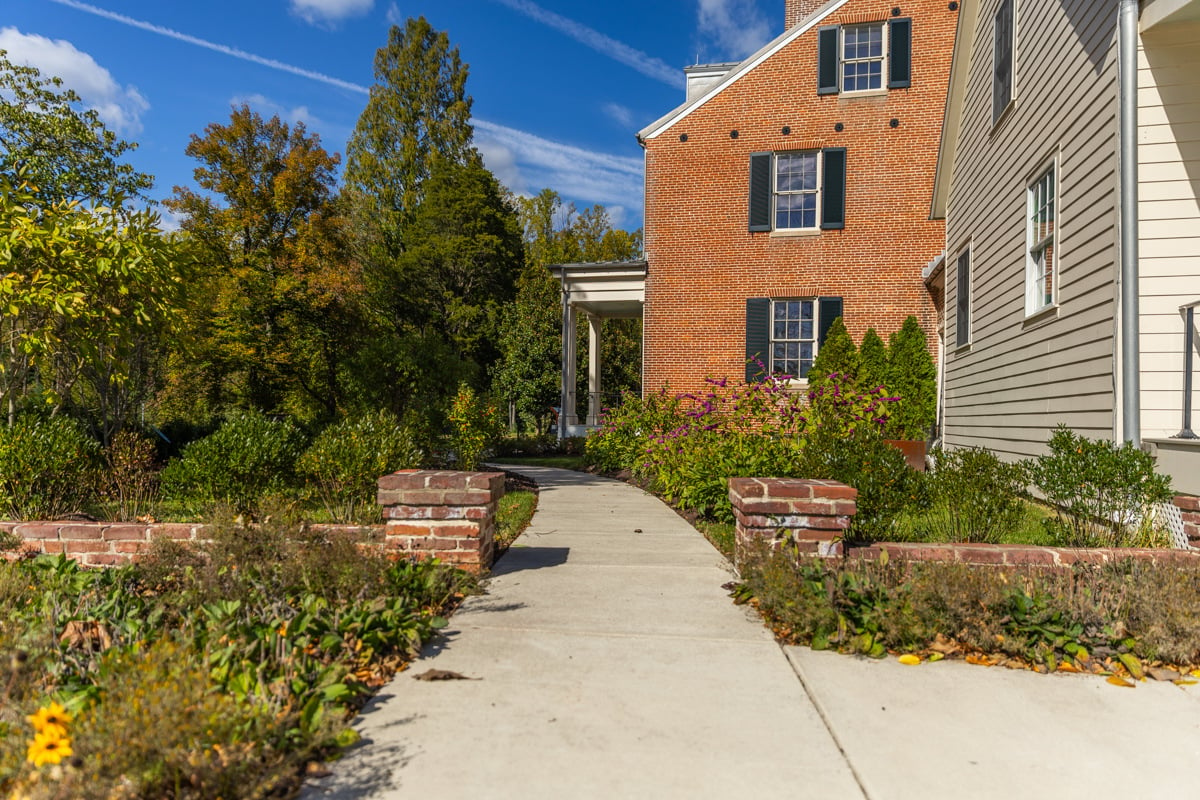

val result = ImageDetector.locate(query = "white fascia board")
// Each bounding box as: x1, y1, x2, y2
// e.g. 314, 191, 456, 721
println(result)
931, 0, 979, 219
638, 0, 852, 142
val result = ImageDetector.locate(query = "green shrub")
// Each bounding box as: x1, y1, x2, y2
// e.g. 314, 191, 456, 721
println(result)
800, 426, 929, 542
0, 416, 99, 520
1029, 426, 1173, 547
926, 447, 1029, 544
807, 316, 858, 388
447, 384, 504, 471
160, 411, 305, 513
884, 315, 937, 441
100, 429, 160, 522
584, 389, 687, 474
858, 327, 889, 391
299, 410, 423, 523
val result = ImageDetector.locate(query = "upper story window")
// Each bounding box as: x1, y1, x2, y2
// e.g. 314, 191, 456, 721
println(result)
749, 149, 846, 233
842, 24, 885, 93
1026, 162, 1056, 314
818, 17, 911, 96
775, 152, 820, 230
993, 0, 1015, 124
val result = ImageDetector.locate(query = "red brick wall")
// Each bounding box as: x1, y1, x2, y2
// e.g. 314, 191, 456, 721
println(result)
787, 0, 832, 28
643, 0, 955, 397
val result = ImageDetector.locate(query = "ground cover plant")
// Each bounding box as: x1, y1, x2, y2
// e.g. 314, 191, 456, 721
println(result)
734, 548, 1200, 680
0, 520, 470, 799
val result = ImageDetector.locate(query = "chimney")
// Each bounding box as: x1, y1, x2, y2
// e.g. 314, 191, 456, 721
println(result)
786, 0, 829, 29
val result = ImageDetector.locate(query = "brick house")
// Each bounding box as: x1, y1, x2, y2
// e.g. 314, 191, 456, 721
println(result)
636, 0, 958, 397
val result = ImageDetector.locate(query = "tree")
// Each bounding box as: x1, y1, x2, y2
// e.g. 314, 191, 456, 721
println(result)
884, 316, 938, 441
344, 16, 474, 229
0, 173, 190, 440
164, 105, 360, 422
0, 52, 152, 204
858, 327, 889, 391
808, 317, 858, 387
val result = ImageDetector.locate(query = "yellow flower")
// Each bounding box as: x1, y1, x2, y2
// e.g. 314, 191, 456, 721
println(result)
27, 703, 71, 738
26, 731, 73, 767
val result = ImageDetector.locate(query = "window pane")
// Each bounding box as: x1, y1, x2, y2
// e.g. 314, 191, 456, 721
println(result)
786, 320, 800, 339
774, 320, 787, 339
801, 300, 814, 321
774, 302, 787, 321
801, 320, 813, 340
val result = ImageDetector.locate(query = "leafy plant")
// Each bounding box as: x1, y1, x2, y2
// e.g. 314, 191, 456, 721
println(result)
883, 315, 937, 441
447, 385, 504, 471
160, 411, 305, 513
299, 410, 423, 523
100, 429, 160, 521
926, 447, 1029, 544
0, 416, 99, 520
1028, 426, 1173, 547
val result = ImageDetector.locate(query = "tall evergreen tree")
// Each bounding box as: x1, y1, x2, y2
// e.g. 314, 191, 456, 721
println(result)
858, 327, 889, 391
885, 316, 938, 440
808, 317, 858, 387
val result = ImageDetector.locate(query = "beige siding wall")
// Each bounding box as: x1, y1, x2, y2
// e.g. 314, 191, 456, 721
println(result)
1138, 19, 1200, 441
943, 0, 1119, 460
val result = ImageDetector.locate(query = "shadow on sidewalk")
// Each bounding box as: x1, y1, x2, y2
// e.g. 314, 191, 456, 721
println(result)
491, 545, 570, 575
300, 712, 419, 799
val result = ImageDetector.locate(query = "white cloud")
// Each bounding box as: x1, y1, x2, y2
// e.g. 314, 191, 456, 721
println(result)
232, 93, 324, 129
386, 2, 403, 25
697, 0, 773, 60
290, 0, 373, 26
490, 0, 684, 89
0, 27, 149, 134
602, 102, 634, 128
475, 139, 524, 195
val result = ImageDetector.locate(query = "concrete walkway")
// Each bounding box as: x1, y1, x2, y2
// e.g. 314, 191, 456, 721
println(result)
304, 466, 1200, 799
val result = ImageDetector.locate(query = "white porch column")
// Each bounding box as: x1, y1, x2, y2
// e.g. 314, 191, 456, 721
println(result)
587, 314, 602, 427
561, 302, 579, 429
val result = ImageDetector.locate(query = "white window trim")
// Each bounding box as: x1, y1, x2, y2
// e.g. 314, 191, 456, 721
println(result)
1025, 157, 1058, 316
841, 22, 889, 96
769, 298, 820, 381
773, 150, 822, 232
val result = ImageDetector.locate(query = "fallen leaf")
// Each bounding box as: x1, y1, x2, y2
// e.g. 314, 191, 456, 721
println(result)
412, 669, 480, 681
305, 762, 331, 778
1147, 667, 1182, 682
1106, 675, 1136, 688
898, 654, 921, 666
927, 652, 945, 663
1056, 661, 1080, 673
1173, 679, 1199, 686
1117, 653, 1145, 680
965, 653, 996, 667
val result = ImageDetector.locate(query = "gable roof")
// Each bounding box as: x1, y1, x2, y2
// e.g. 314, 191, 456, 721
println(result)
637, 0, 851, 142
929, 0, 980, 219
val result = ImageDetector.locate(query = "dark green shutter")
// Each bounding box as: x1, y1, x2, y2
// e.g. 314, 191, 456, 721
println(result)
818, 26, 839, 95
817, 298, 843, 346
956, 250, 971, 347
821, 148, 846, 230
745, 298, 771, 382
748, 153, 772, 232
888, 18, 912, 89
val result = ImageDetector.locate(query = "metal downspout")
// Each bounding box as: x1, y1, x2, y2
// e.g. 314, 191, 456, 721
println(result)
1119, 0, 1141, 444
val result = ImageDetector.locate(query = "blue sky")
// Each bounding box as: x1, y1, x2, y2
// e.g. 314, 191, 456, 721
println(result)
5, 0, 787, 230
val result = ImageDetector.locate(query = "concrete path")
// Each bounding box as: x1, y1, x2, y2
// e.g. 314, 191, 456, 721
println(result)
304, 465, 1200, 800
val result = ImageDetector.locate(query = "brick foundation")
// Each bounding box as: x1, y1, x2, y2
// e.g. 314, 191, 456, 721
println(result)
1176, 494, 1200, 546
377, 470, 505, 573
728, 477, 857, 568
848, 542, 1200, 568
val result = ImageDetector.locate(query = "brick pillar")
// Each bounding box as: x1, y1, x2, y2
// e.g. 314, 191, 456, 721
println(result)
786, 0, 829, 28
1177, 495, 1200, 547
728, 478, 857, 568
377, 470, 505, 573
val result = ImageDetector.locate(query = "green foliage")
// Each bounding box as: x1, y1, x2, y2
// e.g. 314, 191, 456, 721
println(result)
800, 426, 929, 542
447, 385, 504, 471
0, 51, 153, 204
160, 411, 305, 512
298, 410, 423, 523
807, 317, 858, 388
858, 327, 889, 391
926, 447, 1029, 544
495, 489, 537, 551
738, 553, 1200, 668
1029, 426, 1174, 547
99, 429, 160, 522
0, 416, 98, 520
584, 390, 686, 474
883, 316, 937, 441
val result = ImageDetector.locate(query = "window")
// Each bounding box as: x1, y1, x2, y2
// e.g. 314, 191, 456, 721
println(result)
842, 24, 885, 93
818, 18, 911, 95
772, 299, 817, 378
744, 297, 843, 382
774, 152, 820, 230
749, 149, 846, 232
1026, 163, 1056, 314
993, 0, 1014, 124
956, 247, 971, 347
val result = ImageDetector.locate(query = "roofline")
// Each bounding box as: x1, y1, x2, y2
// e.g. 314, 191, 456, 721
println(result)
637, 0, 852, 141
548, 260, 648, 274
930, 0, 979, 220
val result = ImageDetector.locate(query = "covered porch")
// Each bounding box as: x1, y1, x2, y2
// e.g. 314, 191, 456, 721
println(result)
550, 261, 647, 438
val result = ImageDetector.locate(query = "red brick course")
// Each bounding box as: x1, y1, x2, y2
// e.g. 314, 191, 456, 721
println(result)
730, 477, 858, 566
642, 0, 955, 397
849, 542, 1200, 568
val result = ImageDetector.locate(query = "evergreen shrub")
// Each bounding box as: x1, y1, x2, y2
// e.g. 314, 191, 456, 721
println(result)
0, 416, 99, 520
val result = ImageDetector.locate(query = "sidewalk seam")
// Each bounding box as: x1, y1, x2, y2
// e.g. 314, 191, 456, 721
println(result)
783, 645, 874, 800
